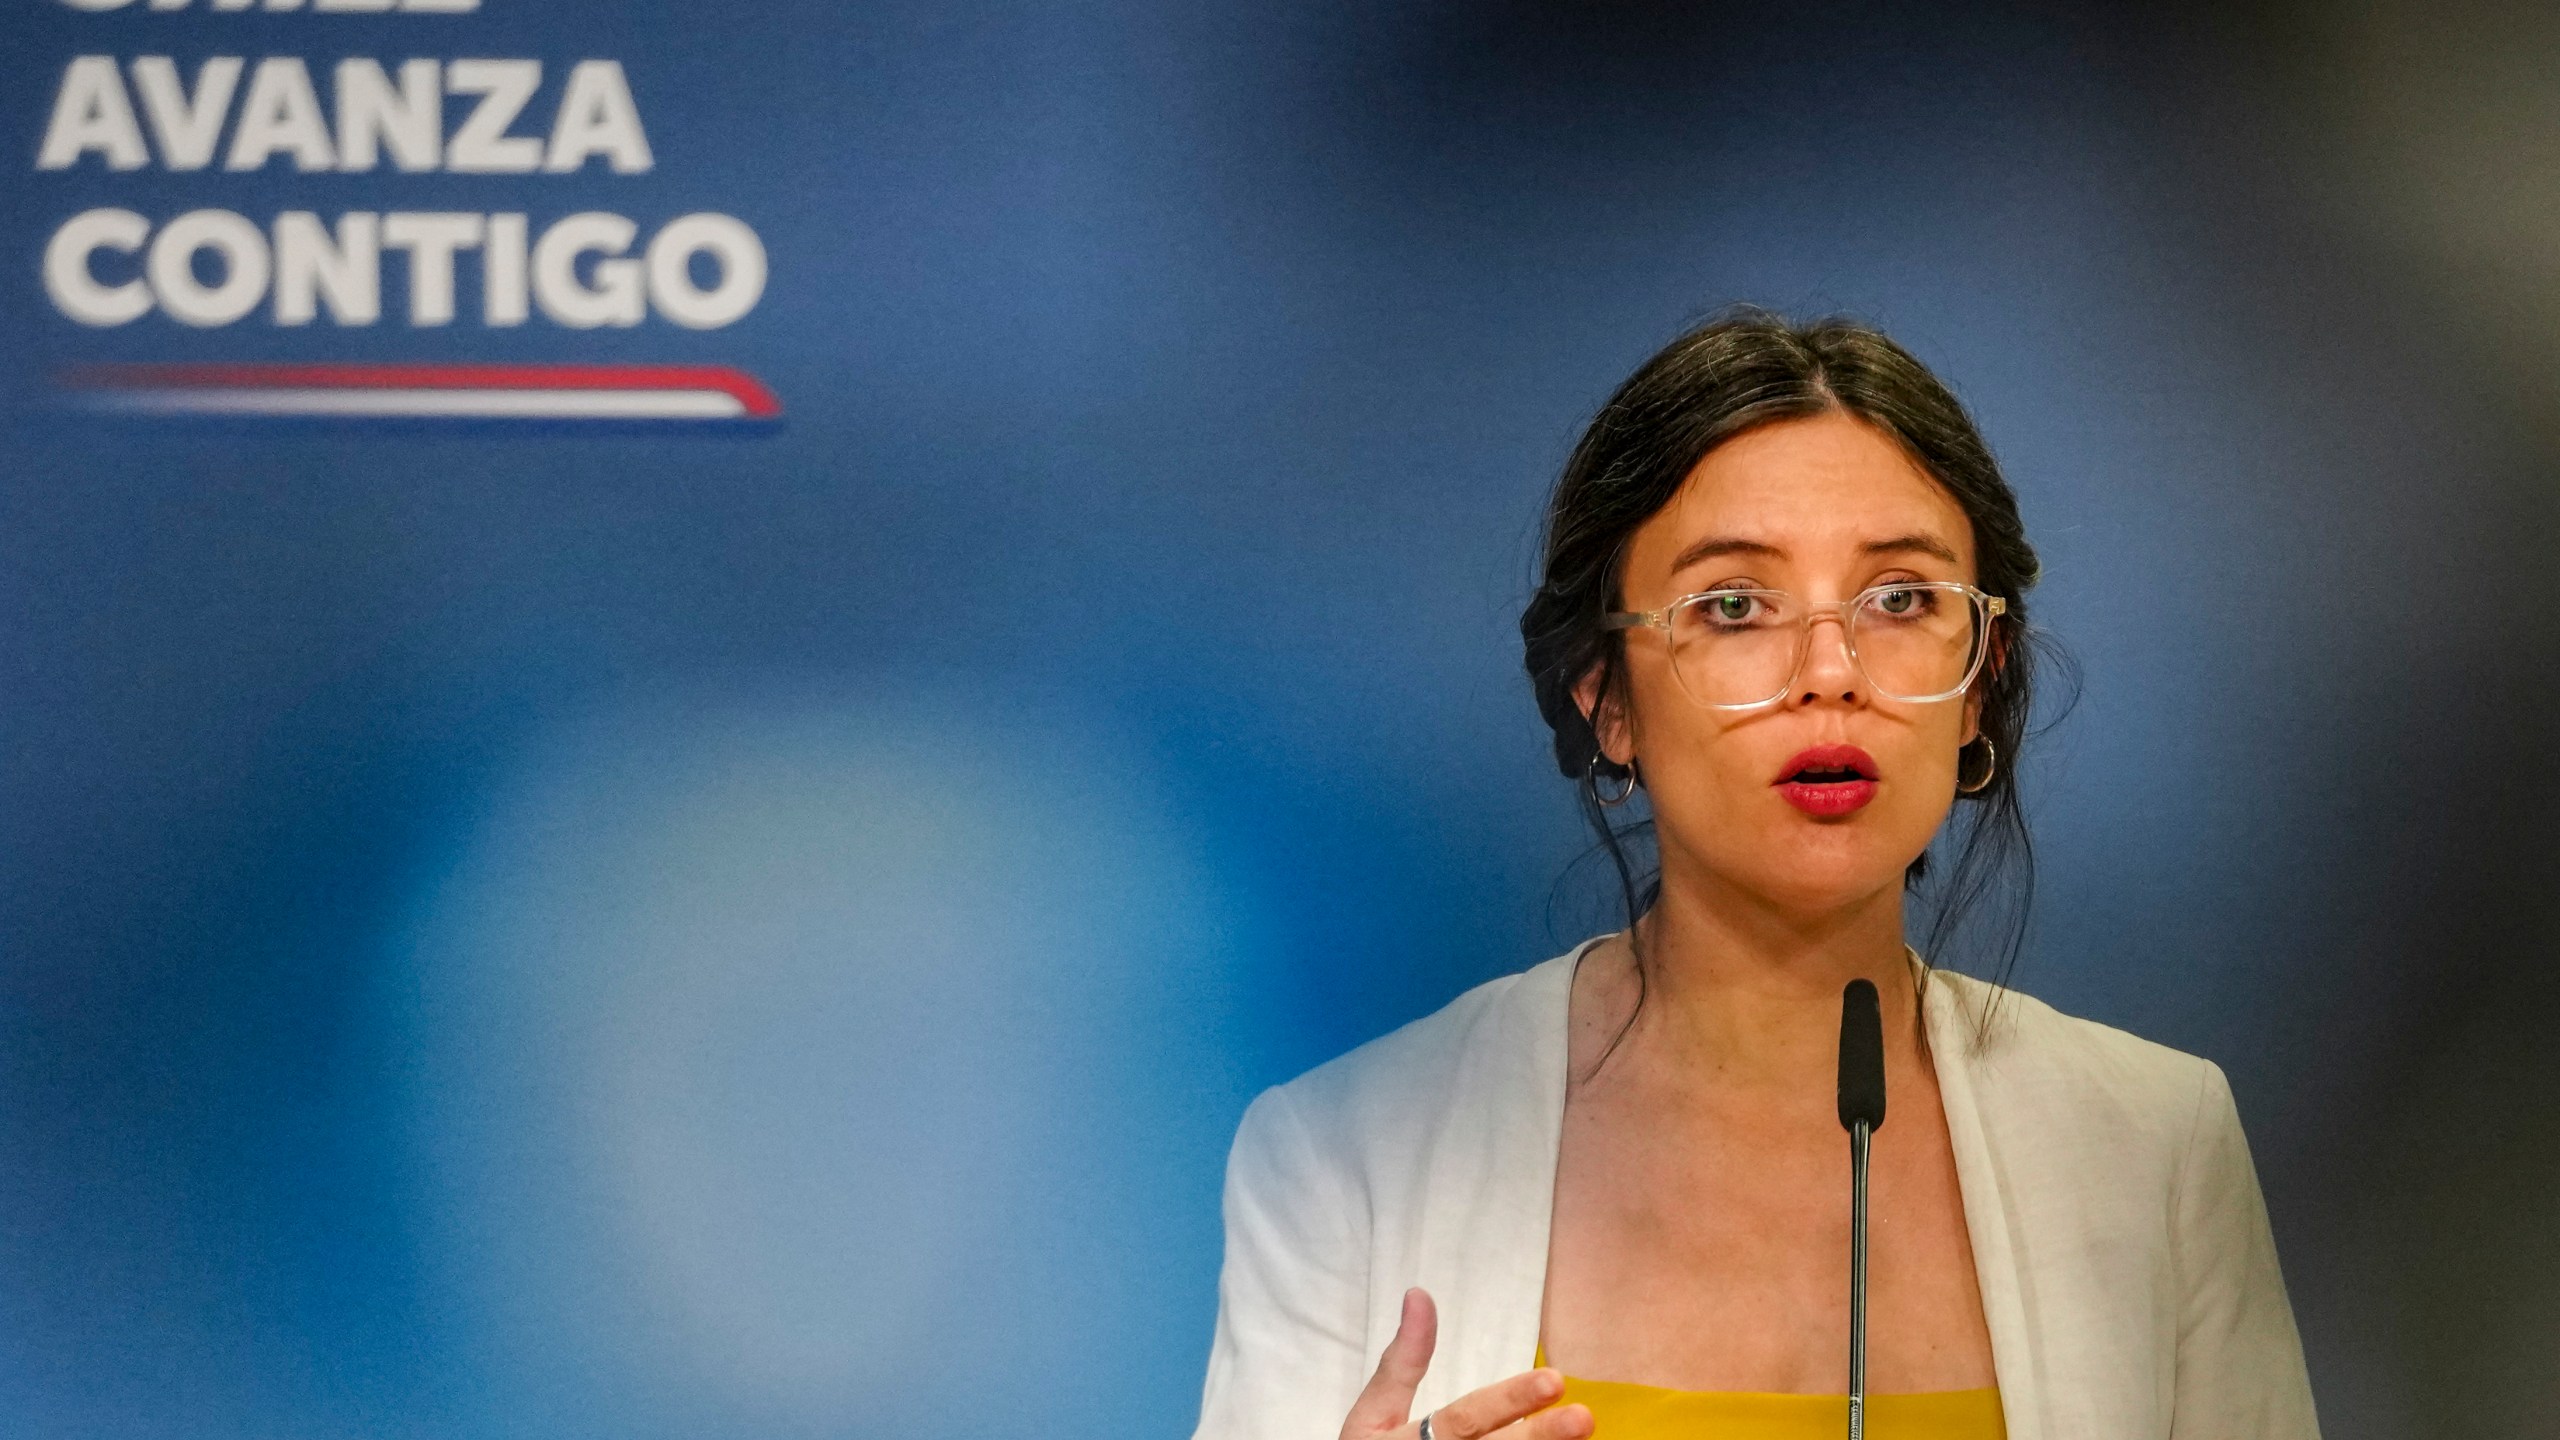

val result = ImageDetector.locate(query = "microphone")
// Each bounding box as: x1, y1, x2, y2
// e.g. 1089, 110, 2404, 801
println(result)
1837, 978, 1886, 1440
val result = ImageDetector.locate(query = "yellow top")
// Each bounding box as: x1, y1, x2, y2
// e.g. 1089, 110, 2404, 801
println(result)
1535, 1348, 2006, 1440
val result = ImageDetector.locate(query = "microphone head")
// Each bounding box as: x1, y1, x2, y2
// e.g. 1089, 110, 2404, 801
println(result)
1837, 978, 1887, 1133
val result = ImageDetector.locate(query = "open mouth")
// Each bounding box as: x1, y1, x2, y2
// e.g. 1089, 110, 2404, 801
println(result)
1774, 745, 1880, 816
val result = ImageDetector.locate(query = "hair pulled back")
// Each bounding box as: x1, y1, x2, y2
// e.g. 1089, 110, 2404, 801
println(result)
1520, 306, 2054, 998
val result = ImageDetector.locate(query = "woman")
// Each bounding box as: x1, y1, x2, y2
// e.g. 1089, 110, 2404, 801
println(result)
1192, 311, 2318, 1440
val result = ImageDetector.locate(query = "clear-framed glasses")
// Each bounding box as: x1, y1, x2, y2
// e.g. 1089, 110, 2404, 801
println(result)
1602, 581, 2007, 710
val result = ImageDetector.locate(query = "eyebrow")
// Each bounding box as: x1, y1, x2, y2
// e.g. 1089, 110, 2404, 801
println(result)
1859, 533, 1962, 565
1665, 532, 1962, 574
1665, 536, 1785, 574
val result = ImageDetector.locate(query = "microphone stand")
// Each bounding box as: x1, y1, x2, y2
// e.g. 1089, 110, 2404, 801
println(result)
1848, 1113, 1871, 1440
1836, 977, 1886, 1440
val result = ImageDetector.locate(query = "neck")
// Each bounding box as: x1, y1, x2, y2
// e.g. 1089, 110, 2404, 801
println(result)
1585, 866, 1923, 1088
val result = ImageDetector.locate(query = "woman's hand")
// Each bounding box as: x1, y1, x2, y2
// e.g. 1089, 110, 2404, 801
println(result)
1339, 1289, 1593, 1440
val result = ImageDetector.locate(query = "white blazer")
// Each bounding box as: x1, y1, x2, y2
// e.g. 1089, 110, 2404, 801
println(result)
1194, 937, 2318, 1440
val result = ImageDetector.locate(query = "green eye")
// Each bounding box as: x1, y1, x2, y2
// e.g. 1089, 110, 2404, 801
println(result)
1714, 593, 1754, 621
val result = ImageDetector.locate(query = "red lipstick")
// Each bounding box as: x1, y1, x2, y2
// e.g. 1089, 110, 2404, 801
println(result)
1775, 744, 1880, 817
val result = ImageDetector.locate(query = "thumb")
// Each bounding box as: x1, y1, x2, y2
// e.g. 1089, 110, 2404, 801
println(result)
1342, 1288, 1437, 1439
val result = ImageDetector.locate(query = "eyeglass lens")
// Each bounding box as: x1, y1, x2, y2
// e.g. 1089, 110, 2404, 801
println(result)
1666, 586, 1987, 706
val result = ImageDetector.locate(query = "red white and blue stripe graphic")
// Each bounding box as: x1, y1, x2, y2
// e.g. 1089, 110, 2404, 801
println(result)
61, 363, 783, 421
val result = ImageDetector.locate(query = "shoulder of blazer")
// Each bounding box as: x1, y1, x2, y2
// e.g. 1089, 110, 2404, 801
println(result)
1933, 968, 2229, 1178
1248, 949, 1578, 1191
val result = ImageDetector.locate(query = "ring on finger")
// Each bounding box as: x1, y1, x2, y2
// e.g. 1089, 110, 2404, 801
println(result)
1418, 1413, 1436, 1440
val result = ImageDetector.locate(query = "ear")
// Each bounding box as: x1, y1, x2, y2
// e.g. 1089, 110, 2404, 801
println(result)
1572, 661, 1637, 768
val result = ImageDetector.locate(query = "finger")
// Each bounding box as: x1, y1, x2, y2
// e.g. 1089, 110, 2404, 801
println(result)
1431, 1369, 1566, 1440
1495, 1402, 1592, 1440
1342, 1288, 1437, 1437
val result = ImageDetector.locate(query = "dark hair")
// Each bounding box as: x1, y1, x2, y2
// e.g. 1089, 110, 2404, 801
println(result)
1519, 307, 2058, 1043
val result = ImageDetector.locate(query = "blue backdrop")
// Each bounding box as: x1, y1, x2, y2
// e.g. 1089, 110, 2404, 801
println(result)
6, 3, 2557, 1436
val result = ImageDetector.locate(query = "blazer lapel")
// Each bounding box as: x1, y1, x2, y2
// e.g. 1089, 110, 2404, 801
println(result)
1928, 973, 2048, 1440
1404, 946, 1584, 1414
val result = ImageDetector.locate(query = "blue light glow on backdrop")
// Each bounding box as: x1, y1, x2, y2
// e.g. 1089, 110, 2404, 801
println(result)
394, 695, 1269, 1439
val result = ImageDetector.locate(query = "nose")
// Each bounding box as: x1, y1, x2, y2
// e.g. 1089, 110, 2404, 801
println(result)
1792, 606, 1862, 706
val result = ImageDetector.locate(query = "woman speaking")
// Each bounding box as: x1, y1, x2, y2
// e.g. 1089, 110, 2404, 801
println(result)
1191, 312, 2318, 1440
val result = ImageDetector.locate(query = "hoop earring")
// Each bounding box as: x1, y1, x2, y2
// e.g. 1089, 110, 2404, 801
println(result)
1589, 752, 1638, 807
1956, 736, 1997, 795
